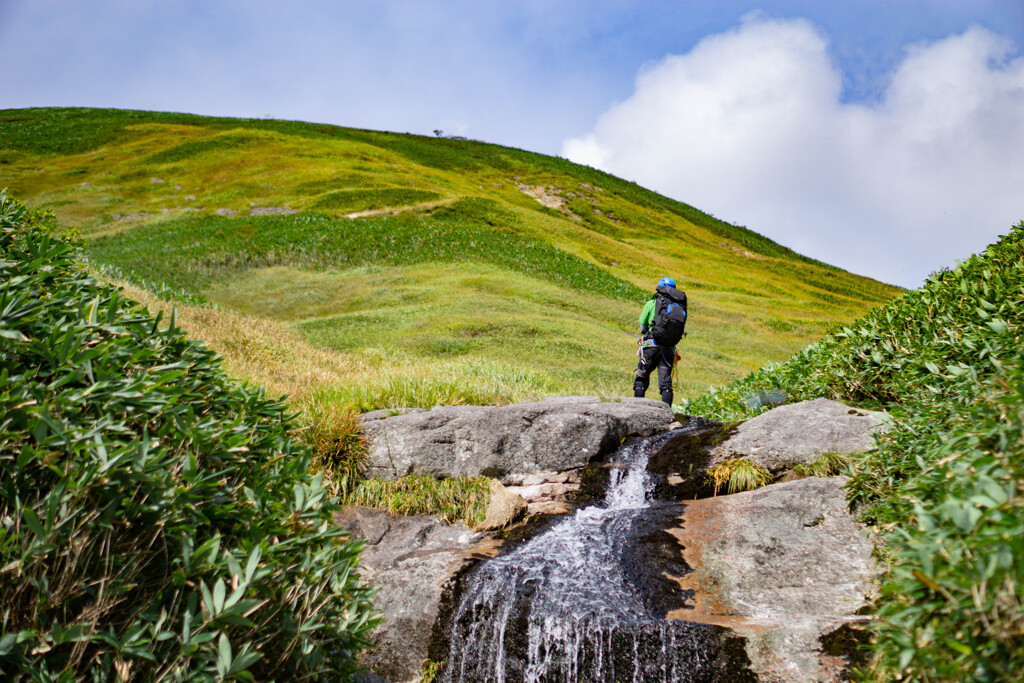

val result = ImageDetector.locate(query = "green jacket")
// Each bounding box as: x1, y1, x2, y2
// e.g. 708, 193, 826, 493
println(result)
639, 298, 656, 332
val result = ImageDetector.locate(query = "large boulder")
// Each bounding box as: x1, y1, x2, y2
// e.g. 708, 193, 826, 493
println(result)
360, 396, 675, 483
711, 398, 886, 472
666, 476, 876, 682
336, 507, 486, 683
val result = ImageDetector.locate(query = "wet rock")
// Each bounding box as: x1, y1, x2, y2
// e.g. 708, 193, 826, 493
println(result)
648, 416, 733, 498
712, 398, 886, 472
504, 469, 584, 515
666, 476, 876, 682
360, 397, 674, 483
336, 507, 483, 683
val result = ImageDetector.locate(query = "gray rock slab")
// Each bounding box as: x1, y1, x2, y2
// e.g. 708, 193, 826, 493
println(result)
360, 397, 674, 483
713, 398, 886, 471
667, 476, 877, 682
337, 507, 483, 683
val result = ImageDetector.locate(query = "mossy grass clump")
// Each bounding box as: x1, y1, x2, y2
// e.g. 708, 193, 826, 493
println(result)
0, 190, 376, 680
691, 221, 1024, 681
295, 396, 368, 492
705, 458, 772, 495
790, 451, 854, 478
343, 475, 492, 526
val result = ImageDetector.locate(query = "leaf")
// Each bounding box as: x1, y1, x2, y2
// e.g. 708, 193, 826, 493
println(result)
987, 319, 1008, 335
0, 329, 29, 342
244, 546, 261, 584
213, 579, 226, 615
217, 633, 232, 677
21, 507, 45, 538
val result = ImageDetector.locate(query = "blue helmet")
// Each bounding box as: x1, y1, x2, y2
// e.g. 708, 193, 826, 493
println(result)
657, 277, 676, 288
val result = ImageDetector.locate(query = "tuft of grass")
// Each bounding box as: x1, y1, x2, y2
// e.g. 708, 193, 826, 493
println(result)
790, 451, 855, 478
705, 458, 772, 495
418, 659, 443, 683
295, 396, 367, 492
343, 475, 492, 526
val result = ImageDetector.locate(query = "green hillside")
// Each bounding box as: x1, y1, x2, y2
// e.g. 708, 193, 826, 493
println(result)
0, 107, 901, 408
691, 223, 1024, 682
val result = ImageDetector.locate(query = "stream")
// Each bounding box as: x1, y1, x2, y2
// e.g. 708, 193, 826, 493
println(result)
439, 429, 736, 683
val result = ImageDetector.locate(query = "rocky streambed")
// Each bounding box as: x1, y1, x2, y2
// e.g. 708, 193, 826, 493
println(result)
342, 397, 884, 683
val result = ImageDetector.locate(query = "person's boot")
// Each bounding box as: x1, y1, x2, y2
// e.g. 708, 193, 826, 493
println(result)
661, 390, 673, 405
634, 389, 645, 398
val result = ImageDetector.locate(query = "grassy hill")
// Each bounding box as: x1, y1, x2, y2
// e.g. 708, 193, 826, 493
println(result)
0, 107, 901, 408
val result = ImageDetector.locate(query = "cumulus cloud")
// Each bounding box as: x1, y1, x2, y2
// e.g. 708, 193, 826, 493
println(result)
562, 15, 1024, 287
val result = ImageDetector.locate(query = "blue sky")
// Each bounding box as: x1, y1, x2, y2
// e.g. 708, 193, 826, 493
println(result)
1, 0, 1022, 286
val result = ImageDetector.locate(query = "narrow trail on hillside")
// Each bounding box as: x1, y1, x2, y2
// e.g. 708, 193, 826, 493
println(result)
344, 196, 460, 219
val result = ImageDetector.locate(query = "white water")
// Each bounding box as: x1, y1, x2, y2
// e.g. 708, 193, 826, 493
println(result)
441, 432, 721, 683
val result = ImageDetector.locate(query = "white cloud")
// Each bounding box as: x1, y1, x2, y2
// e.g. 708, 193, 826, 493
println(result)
562, 15, 1024, 287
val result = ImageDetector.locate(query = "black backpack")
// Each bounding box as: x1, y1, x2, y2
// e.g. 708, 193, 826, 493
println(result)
650, 286, 688, 346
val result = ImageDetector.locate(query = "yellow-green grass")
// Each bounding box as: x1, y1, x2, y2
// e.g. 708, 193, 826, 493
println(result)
2, 107, 904, 406
790, 451, 855, 478
705, 458, 773, 495
342, 475, 492, 526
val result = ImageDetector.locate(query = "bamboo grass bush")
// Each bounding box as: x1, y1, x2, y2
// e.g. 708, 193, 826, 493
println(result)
690, 222, 1024, 681
0, 190, 377, 681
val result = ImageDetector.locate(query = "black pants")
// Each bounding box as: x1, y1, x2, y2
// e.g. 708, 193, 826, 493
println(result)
633, 344, 674, 405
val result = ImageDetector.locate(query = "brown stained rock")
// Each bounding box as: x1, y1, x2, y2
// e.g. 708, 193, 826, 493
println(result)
665, 477, 876, 682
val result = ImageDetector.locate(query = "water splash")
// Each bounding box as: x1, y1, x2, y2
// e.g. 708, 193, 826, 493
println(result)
440, 430, 727, 682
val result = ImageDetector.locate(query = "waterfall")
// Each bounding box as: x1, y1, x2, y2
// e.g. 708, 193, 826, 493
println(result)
439, 430, 726, 683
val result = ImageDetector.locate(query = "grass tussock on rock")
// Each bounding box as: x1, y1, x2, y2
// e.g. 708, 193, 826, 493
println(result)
690, 221, 1024, 682
343, 475, 492, 526
704, 458, 772, 495
0, 191, 376, 681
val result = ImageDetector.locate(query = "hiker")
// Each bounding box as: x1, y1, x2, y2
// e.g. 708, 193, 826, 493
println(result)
633, 277, 687, 405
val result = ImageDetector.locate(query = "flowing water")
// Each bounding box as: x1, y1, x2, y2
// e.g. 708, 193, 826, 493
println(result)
440, 430, 729, 683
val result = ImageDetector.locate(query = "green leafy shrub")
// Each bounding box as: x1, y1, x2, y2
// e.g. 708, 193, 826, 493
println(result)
871, 362, 1024, 680
0, 190, 377, 680
689, 221, 1024, 681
